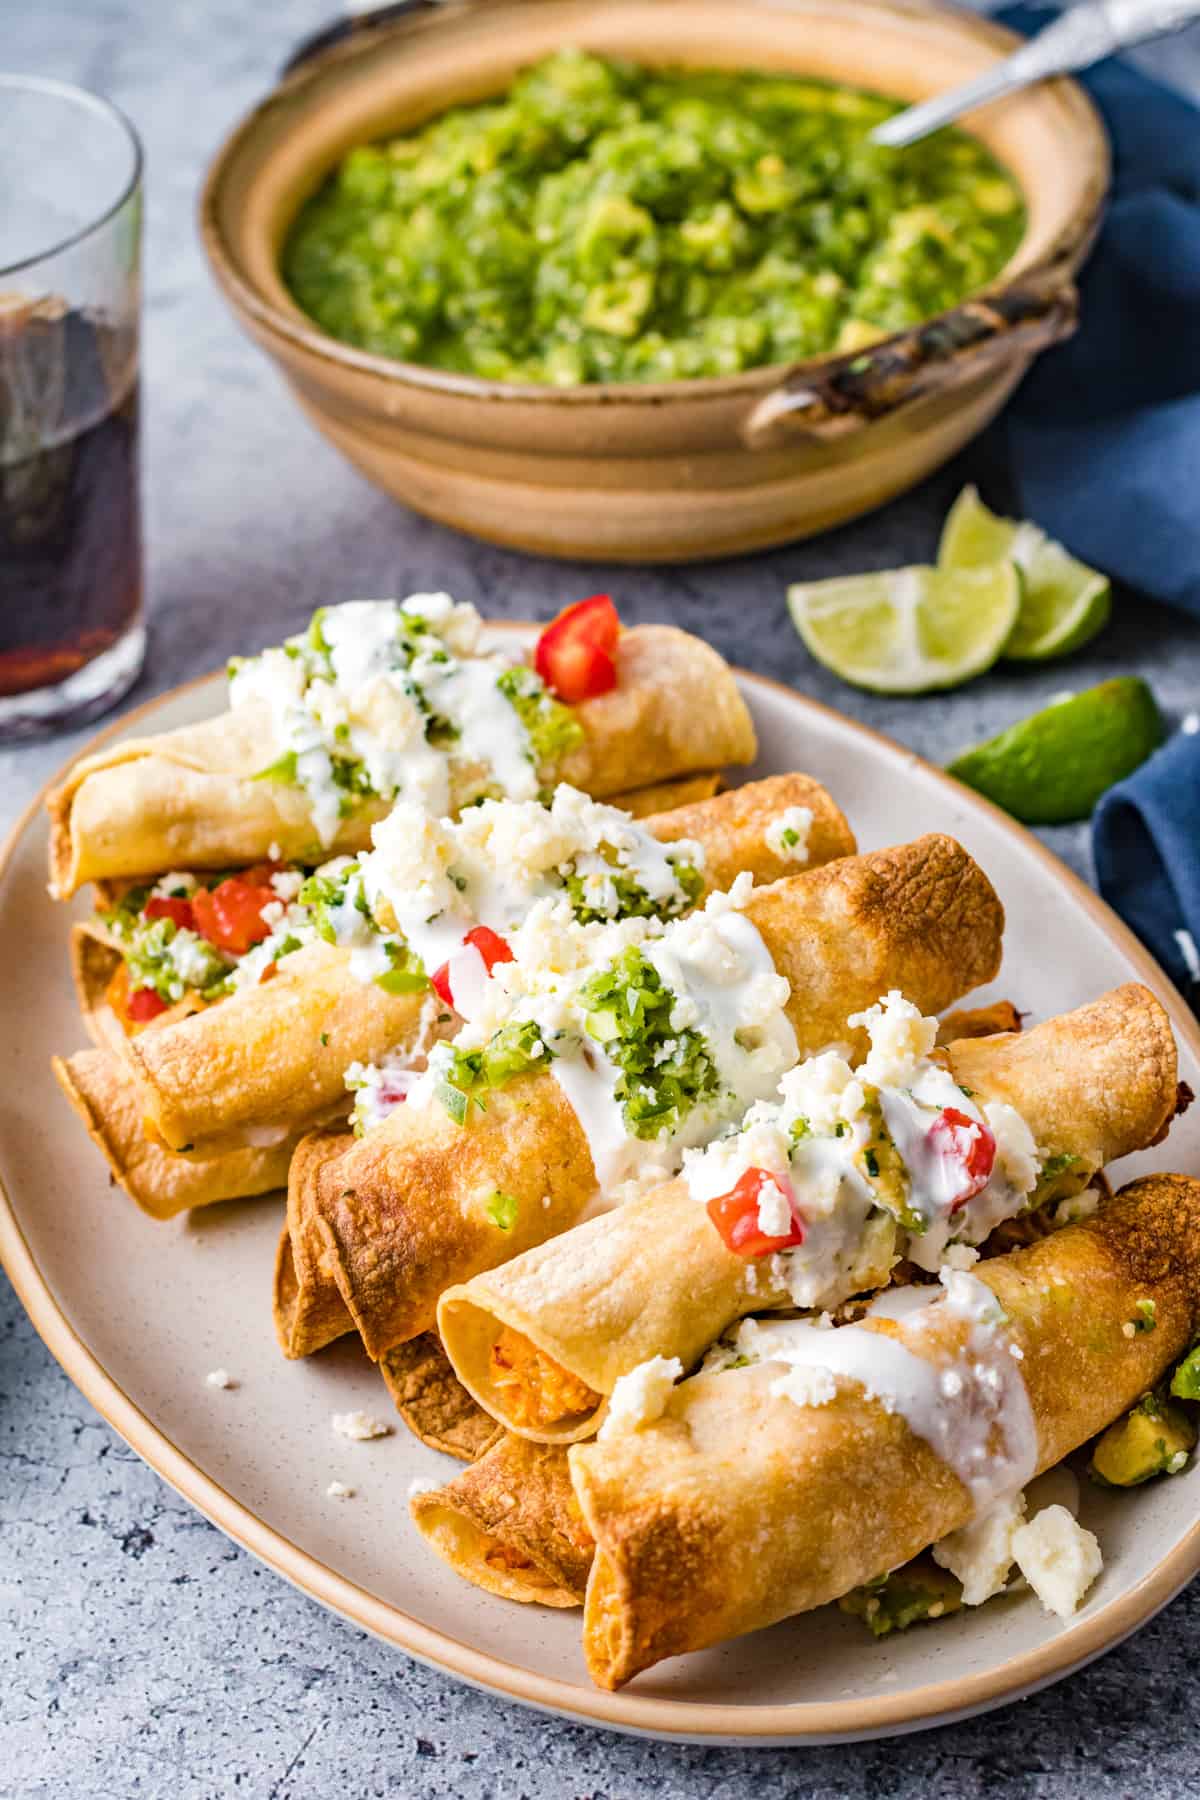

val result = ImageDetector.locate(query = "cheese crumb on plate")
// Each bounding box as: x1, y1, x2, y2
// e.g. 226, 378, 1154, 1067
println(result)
332, 1410, 392, 1441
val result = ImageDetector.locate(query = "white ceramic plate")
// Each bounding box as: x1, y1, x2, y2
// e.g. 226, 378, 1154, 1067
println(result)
3, 656, 1199, 1745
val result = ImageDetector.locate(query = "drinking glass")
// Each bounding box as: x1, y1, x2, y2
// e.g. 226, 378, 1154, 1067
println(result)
0, 75, 145, 737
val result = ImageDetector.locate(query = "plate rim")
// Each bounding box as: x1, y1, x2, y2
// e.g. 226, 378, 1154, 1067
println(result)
3, 652, 1199, 1743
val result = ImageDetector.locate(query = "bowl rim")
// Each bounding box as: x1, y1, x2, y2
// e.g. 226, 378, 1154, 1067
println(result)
197, 0, 1111, 410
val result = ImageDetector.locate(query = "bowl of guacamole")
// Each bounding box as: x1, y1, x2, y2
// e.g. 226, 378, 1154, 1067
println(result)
282, 50, 1027, 387
201, 0, 1109, 558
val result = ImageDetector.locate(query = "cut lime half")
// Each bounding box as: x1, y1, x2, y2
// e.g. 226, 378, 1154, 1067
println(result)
939, 486, 1111, 662
787, 561, 1021, 695
946, 677, 1163, 824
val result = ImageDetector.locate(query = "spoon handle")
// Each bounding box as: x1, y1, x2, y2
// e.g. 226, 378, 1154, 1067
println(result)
872, 0, 1200, 147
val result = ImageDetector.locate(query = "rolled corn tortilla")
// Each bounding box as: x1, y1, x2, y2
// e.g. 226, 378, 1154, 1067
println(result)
82, 773, 853, 1159
436, 983, 1181, 1441
47, 625, 755, 897
609, 773, 721, 819
53, 1049, 295, 1219
270, 774, 856, 1344
274, 1130, 357, 1358
570, 1172, 1200, 1689
315, 835, 1003, 1361
120, 943, 434, 1154
935, 999, 1021, 1044
411, 1434, 593, 1608
379, 1333, 504, 1461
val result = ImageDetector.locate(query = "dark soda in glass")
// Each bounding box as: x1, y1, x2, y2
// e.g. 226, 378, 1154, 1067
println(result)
0, 301, 141, 704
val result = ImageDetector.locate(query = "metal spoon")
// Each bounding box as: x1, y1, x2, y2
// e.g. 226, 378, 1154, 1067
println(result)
871, 0, 1200, 148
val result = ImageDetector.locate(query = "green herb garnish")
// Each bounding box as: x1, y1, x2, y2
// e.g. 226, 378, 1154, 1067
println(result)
253, 750, 299, 784
375, 940, 428, 995
432, 1019, 549, 1123
486, 1190, 520, 1232
579, 946, 718, 1140
563, 844, 703, 925
496, 665, 584, 769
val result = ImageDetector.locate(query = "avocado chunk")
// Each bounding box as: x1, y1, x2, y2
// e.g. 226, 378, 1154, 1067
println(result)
1089, 1390, 1197, 1487
1170, 1344, 1200, 1402
839, 1556, 963, 1637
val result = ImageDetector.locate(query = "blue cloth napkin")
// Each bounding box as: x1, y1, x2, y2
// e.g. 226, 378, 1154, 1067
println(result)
993, 9, 1200, 1006
997, 6, 1200, 619
1094, 728, 1200, 1007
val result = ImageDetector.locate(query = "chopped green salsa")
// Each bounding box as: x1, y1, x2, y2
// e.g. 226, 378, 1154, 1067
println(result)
579, 946, 718, 1138
283, 49, 1024, 385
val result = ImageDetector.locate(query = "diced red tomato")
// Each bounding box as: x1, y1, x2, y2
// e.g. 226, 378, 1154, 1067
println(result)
239, 861, 283, 887
927, 1106, 996, 1212
126, 985, 169, 1023
706, 1167, 805, 1259
463, 925, 514, 973
430, 962, 455, 1008
533, 594, 620, 704
191, 873, 277, 956
144, 894, 195, 931
431, 924, 514, 1010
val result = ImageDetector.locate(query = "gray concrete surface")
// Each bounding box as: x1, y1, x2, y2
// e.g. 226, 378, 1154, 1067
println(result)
3, 3, 1200, 1794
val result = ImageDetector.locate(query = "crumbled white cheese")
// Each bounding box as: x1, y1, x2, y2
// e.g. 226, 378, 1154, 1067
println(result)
755, 1176, 794, 1239
269, 868, 305, 903
205, 1368, 235, 1390
776, 1051, 864, 1136
847, 990, 939, 1088
170, 930, 223, 988
599, 1356, 682, 1439
770, 1363, 838, 1409
153, 871, 198, 897
1011, 1504, 1102, 1618
326, 1480, 356, 1500
933, 1490, 1026, 1604
365, 802, 463, 934
942, 1243, 981, 1272
986, 1101, 1041, 1194
764, 804, 814, 866
332, 1410, 392, 1442
1050, 1187, 1102, 1229
683, 1112, 794, 1207
401, 590, 481, 657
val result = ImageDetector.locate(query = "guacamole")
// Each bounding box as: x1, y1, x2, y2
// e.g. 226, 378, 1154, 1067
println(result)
283, 49, 1024, 385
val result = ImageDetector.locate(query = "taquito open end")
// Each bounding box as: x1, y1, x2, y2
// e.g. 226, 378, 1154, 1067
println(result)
410, 1435, 593, 1608
437, 1291, 607, 1445
53, 1048, 293, 1218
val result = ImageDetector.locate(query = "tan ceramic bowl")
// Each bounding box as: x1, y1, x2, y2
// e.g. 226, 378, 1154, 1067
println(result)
200, 0, 1109, 563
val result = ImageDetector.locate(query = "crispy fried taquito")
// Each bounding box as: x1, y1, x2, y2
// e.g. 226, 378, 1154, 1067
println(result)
571, 1174, 1200, 1688
311, 836, 1002, 1362
438, 986, 1179, 1442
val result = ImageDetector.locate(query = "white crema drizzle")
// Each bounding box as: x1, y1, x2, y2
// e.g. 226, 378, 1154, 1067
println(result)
741, 1269, 1037, 1515
228, 596, 541, 848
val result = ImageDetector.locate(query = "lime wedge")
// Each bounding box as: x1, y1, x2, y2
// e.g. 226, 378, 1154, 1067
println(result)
787, 562, 1021, 695
946, 678, 1163, 824
939, 486, 1111, 662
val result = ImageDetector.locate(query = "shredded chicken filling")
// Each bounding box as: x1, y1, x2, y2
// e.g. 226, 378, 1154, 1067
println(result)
489, 1326, 602, 1428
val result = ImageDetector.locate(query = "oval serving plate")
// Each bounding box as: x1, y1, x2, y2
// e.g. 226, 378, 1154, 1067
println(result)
2, 646, 1199, 1746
